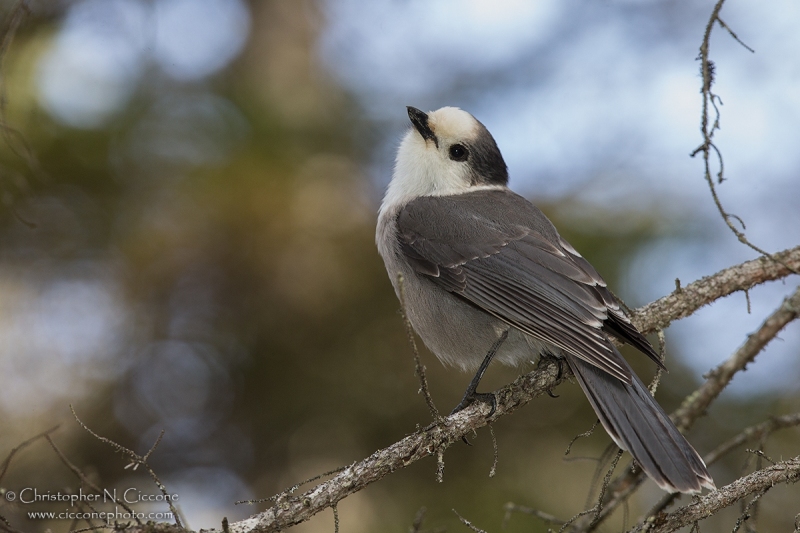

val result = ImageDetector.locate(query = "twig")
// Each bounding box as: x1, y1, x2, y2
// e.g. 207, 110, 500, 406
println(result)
731, 488, 768, 533
631, 245, 800, 335
571, 284, 800, 531
0, 512, 26, 533
70, 406, 184, 529
646, 412, 800, 519
0, 425, 59, 485
398, 273, 441, 420
705, 413, 800, 465
488, 425, 498, 478
716, 18, 755, 53
672, 285, 800, 431
435, 449, 446, 483
68, 526, 115, 533
453, 510, 488, 533
585, 449, 624, 531
186, 253, 800, 533
630, 457, 800, 533
45, 435, 141, 522
236, 467, 347, 505
142, 430, 166, 463
503, 503, 565, 528
744, 448, 773, 465
648, 330, 667, 396
565, 420, 600, 457
558, 505, 597, 533
692, 0, 798, 275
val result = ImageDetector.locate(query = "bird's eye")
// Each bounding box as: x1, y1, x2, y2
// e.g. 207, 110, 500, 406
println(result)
448, 144, 469, 162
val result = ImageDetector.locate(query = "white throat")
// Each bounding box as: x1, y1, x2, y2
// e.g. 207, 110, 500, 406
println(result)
379, 129, 504, 217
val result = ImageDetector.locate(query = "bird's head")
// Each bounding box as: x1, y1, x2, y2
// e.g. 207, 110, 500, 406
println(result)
382, 106, 508, 212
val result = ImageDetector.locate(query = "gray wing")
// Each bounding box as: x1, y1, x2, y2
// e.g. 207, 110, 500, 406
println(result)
396, 189, 662, 383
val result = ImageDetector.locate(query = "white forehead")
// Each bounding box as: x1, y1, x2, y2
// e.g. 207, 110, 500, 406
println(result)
427, 106, 478, 140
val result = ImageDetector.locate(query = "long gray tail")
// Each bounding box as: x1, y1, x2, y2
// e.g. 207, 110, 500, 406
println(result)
566, 354, 715, 493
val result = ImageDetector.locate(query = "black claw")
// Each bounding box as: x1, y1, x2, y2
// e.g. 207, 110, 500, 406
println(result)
450, 391, 496, 418
546, 389, 559, 398
555, 357, 565, 381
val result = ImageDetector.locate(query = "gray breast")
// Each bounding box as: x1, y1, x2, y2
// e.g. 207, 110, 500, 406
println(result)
376, 203, 548, 371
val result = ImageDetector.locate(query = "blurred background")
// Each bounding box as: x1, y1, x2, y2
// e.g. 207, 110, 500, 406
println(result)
0, 0, 798, 531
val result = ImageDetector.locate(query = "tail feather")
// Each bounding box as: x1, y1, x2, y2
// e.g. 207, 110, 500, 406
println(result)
566, 354, 715, 493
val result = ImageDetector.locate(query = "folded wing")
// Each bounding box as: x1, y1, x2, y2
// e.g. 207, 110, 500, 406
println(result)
396, 189, 662, 382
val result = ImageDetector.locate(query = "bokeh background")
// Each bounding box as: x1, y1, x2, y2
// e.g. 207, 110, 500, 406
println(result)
0, 0, 798, 531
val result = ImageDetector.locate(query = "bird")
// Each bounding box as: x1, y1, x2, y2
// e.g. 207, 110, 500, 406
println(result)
375, 105, 715, 494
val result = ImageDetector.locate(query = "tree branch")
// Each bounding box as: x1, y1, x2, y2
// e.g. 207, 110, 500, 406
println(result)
189, 246, 799, 533
644, 412, 800, 521
672, 284, 800, 431
0, 425, 59, 485
631, 244, 800, 335
632, 457, 800, 533
703, 413, 800, 466
572, 283, 800, 532
46, 250, 791, 533
212, 360, 566, 533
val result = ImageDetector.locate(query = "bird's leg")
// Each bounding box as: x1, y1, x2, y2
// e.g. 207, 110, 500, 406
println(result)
450, 330, 509, 418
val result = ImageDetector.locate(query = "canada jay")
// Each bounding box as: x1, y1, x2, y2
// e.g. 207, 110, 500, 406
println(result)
376, 106, 715, 494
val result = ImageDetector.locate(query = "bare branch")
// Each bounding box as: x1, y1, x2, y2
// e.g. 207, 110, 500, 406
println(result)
503, 503, 566, 528
692, 0, 797, 274
579, 449, 624, 532
646, 412, 800, 519
0, 514, 27, 533
204, 358, 566, 533
572, 284, 800, 531
647, 330, 667, 396
236, 467, 346, 506
715, 18, 755, 54
704, 413, 800, 466
488, 425, 498, 478
0, 425, 59, 485
564, 419, 600, 457
453, 510, 488, 533
631, 457, 800, 533
672, 285, 800, 431
44, 435, 141, 522
398, 274, 440, 420
70, 406, 184, 529
631, 245, 800, 334
731, 487, 767, 533
184, 250, 800, 533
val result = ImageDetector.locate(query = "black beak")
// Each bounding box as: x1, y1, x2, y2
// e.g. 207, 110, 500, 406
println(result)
407, 106, 438, 147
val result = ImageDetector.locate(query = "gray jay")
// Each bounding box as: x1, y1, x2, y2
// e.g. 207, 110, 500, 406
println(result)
376, 106, 715, 494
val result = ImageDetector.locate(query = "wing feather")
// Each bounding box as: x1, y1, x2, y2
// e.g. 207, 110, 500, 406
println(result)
396, 190, 660, 381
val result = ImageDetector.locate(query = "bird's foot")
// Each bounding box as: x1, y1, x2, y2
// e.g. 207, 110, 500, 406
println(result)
450, 390, 496, 446
538, 351, 565, 397
450, 390, 497, 418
